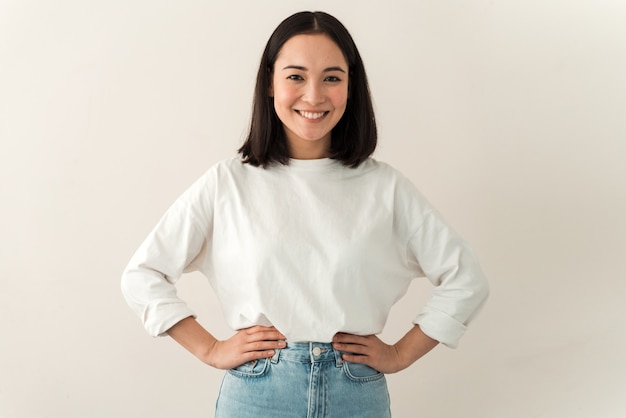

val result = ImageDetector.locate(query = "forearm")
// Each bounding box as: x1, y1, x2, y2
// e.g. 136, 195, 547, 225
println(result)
166, 316, 218, 364
167, 318, 287, 370
394, 324, 439, 369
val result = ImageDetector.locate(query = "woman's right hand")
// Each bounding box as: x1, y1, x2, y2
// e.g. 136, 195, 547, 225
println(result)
204, 325, 286, 370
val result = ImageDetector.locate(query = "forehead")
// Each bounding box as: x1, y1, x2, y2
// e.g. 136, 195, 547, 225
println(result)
275, 34, 347, 68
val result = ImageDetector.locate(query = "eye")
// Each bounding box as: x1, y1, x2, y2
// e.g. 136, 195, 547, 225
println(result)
324, 75, 342, 83
287, 74, 304, 81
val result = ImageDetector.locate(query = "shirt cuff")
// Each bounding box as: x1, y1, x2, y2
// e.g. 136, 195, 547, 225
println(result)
413, 307, 467, 349
143, 300, 197, 337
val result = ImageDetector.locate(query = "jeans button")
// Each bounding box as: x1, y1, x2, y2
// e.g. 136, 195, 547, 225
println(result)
312, 347, 322, 356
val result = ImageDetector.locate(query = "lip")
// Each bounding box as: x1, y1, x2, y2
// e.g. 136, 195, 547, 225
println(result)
296, 110, 329, 120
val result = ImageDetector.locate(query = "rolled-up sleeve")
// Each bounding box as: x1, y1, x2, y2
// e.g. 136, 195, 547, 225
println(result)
409, 211, 489, 348
121, 171, 214, 337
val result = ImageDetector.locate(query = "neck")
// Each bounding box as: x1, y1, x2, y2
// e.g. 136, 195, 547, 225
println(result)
286, 137, 331, 160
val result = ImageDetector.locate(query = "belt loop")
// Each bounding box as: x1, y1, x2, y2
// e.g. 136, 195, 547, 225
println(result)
271, 347, 281, 364
334, 347, 344, 367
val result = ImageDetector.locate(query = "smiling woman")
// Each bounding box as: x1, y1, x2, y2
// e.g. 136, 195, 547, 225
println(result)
238, 11, 378, 168
121, 10, 489, 418
270, 34, 349, 159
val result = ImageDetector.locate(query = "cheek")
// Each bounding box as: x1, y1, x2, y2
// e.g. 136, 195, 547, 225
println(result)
329, 86, 348, 108
273, 83, 296, 105
272, 89, 295, 122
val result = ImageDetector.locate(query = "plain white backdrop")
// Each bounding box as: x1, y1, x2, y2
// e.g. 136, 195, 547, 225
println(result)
1, 1, 625, 417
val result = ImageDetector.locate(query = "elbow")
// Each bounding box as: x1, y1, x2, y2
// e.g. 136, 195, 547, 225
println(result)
477, 275, 490, 304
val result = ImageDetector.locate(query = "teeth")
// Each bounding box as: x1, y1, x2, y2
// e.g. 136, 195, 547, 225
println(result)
299, 111, 326, 120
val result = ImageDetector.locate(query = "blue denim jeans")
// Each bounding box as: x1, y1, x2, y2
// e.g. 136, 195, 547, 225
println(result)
215, 342, 391, 417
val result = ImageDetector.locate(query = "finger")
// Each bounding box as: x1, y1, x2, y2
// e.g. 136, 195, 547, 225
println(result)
241, 349, 278, 362
245, 326, 286, 341
334, 335, 375, 349
341, 353, 369, 365
260, 329, 287, 340
243, 339, 286, 353
333, 341, 370, 355
246, 330, 286, 343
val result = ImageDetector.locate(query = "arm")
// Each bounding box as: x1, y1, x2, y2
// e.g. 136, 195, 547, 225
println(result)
122, 169, 218, 338
167, 317, 286, 370
332, 325, 438, 374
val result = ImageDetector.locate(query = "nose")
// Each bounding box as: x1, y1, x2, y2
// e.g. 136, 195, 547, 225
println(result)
302, 80, 325, 105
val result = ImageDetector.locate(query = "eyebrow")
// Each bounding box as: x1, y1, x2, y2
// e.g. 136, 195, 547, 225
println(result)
282, 65, 346, 73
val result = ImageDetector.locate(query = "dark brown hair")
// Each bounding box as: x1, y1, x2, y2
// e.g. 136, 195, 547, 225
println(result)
239, 11, 377, 168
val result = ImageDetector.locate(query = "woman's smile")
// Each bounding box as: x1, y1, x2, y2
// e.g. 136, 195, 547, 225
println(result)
297, 110, 329, 120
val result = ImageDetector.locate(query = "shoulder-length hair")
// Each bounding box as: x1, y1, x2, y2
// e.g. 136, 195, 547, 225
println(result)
238, 11, 377, 168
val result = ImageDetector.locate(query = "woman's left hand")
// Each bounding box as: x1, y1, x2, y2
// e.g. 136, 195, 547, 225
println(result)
332, 333, 404, 374
332, 326, 439, 374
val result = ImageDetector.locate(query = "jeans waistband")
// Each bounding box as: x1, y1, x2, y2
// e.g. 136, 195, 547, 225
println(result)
271, 342, 343, 367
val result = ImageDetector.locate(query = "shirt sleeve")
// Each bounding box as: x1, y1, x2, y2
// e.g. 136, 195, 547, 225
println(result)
121, 170, 214, 337
408, 210, 489, 348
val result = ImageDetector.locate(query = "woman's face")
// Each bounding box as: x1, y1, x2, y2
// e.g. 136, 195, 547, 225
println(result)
271, 34, 349, 159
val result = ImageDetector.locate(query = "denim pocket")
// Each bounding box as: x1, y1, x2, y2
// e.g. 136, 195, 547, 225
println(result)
227, 358, 271, 378
342, 361, 384, 382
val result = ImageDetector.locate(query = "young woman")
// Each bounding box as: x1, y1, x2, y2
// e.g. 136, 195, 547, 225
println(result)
122, 11, 489, 417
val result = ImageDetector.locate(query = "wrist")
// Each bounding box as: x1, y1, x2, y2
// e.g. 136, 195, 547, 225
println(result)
395, 325, 439, 369
202, 339, 220, 368
167, 317, 220, 367
392, 342, 415, 372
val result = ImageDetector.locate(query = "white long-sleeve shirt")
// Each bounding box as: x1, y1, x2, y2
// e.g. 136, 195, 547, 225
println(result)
121, 157, 488, 348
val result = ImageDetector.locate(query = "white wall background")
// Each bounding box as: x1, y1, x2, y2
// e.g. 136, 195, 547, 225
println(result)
1, 1, 625, 417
